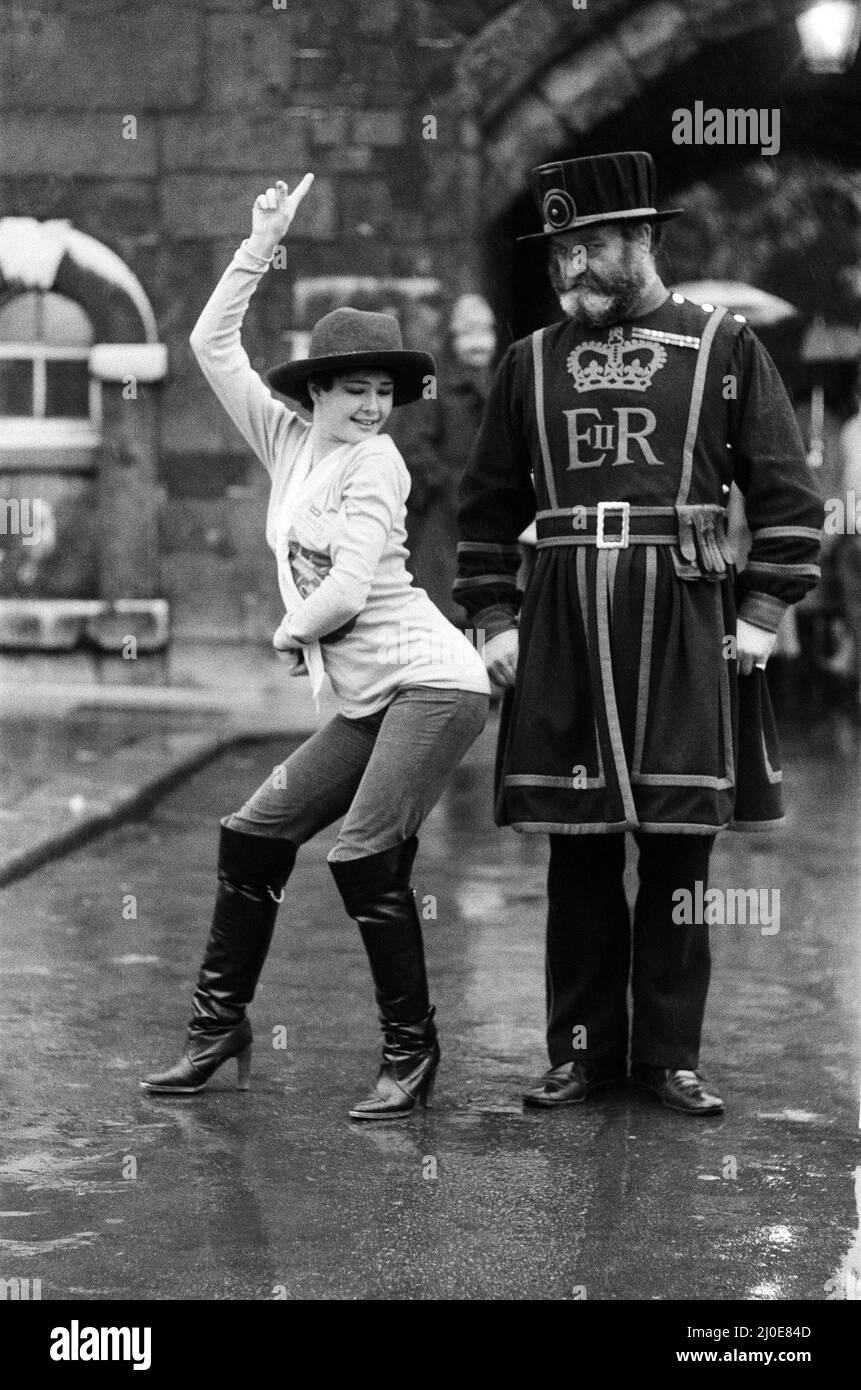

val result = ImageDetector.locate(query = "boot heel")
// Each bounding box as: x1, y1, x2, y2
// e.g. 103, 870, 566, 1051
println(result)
418, 1070, 436, 1108
236, 1045, 252, 1091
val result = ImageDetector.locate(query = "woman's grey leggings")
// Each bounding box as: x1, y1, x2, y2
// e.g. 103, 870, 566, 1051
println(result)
225, 685, 489, 862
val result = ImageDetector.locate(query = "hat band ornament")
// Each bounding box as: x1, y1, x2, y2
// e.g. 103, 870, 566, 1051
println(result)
543, 189, 577, 231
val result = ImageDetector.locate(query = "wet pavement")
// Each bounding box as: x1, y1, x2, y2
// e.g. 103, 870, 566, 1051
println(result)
0, 643, 333, 886
1, 712, 860, 1301
0, 709, 216, 812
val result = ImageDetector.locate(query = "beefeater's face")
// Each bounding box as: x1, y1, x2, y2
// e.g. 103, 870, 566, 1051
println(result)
547, 224, 652, 326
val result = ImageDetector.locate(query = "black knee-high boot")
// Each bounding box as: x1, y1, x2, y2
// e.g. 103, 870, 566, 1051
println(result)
330, 837, 439, 1120
141, 823, 297, 1095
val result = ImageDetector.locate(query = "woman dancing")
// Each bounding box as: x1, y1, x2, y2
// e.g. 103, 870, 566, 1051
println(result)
141, 175, 490, 1119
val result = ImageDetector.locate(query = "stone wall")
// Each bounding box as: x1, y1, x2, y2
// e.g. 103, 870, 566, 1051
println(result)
0, 0, 486, 636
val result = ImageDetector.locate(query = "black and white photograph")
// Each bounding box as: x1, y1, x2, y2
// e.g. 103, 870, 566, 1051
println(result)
0, 0, 859, 1342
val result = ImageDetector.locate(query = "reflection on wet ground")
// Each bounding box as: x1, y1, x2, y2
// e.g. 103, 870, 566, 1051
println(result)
0, 715, 859, 1299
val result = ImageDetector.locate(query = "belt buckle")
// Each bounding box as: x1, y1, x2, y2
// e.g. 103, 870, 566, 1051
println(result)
596, 501, 630, 549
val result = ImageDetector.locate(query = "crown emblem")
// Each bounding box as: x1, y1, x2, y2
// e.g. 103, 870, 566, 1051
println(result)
566, 327, 667, 393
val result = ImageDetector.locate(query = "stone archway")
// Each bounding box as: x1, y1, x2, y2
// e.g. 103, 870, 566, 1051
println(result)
454, 0, 816, 217
0, 219, 168, 649
444, 0, 858, 336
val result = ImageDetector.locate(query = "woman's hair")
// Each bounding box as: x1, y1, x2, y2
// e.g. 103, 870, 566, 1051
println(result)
305, 368, 398, 410
306, 371, 336, 397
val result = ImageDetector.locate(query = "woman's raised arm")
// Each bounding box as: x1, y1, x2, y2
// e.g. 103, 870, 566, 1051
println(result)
189, 175, 315, 477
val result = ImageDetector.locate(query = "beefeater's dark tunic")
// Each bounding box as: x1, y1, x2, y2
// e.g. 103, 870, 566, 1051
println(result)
455, 295, 824, 835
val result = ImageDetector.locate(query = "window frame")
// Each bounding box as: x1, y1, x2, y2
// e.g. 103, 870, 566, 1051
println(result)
0, 343, 102, 448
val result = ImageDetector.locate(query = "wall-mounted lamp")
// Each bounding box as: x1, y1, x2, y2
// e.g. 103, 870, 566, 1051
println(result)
796, 1, 861, 72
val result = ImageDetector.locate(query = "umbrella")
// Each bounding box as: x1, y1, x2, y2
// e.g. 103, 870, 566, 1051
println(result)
800, 319, 861, 363
670, 280, 801, 327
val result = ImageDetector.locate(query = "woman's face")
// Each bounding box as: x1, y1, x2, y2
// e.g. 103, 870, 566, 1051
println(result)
309, 370, 395, 446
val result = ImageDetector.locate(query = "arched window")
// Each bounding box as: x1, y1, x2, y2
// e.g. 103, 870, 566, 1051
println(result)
0, 290, 101, 448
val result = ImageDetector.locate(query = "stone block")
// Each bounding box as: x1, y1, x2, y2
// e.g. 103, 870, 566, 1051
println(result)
483, 95, 569, 218
337, 179, 394, 238
70, 180, 159, 240
328, 45, 410, 98
538, 37, 640, 132
203, 10, 295, 109
161, 114, 309, 173
160, 175, 336, 240
307, 108, 350, 147
390, 244, 434, 280
432, 0, 503, 33
460, 0, 598, 121
132, 241, 216, 342
289, 0, 354, 44
292, 51, 340, 93
158, 453, 254, 503
159, 376, 231, 460
615, 3, 698, 83
388, 207, 431, 242
322, 147, 375, 174
356, 0, 401, 38
0, 116, 157, 177
682, 0, 781, 42
332, 237, 395, 279
421, 150, 466, 240
0, 5, 201, 110
0, 175, 71, 220
351, 109, 406, 146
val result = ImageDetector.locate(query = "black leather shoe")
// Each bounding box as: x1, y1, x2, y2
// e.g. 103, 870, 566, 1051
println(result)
630, 1065, 724, 1115
522, 1060, 623, 1108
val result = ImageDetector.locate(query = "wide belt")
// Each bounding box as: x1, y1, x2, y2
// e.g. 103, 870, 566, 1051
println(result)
534, 501, 734, 576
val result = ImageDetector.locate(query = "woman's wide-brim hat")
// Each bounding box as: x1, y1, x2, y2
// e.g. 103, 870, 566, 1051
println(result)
268, 307, 436, 407
518, 150, 684, 242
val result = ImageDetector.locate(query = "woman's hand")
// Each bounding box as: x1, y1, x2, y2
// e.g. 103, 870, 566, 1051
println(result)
248, 174, 314, 258
273, 619, 308, 677
273, 615, 298, 650
282, 651, 308, 677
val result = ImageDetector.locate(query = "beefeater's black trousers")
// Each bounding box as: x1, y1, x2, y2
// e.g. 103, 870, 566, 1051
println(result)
545, 832, 714, 1070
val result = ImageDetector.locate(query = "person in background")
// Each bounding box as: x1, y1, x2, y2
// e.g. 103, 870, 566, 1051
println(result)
388, 294, 498, 626
790, 366, 860, 714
